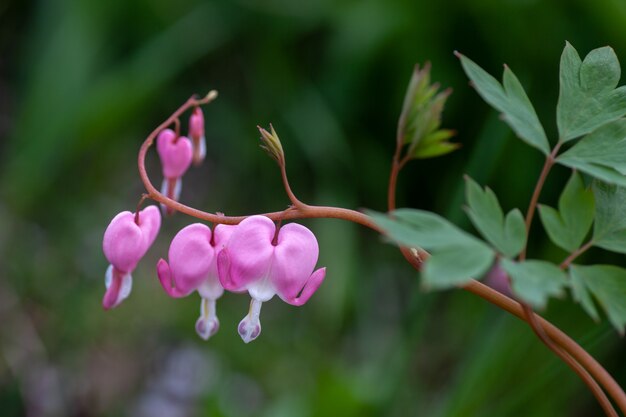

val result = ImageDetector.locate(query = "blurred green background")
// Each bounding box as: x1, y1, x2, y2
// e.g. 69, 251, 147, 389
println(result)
1, 0, 626, 416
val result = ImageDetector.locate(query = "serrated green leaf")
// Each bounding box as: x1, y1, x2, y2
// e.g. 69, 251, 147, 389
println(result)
501, 259, 568, 309
537, 172, 595, 252
557, 119, 626, 187
368, 209, 495, 289
464, 176, 526, 257
569, 264, 626, 334
557, 42, 626, 142
568, 267, 600, 322
592, 181, 626, 253
458, 53, 549, 154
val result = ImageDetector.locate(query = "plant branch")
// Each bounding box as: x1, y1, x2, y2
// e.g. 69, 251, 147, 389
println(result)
561, 240, 594, 269
520, 143, 562, 259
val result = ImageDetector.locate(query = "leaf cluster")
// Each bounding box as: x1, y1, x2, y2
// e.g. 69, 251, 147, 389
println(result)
372, 42, 626, 333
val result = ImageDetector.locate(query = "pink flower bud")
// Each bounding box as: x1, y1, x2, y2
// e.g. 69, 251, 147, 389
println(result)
156, 129, 193, 215
157, 223, 235, 340
484, 260, 512, 298
217, 215, 326, 343
189, 107, 206, 165
102, 205, 161, 310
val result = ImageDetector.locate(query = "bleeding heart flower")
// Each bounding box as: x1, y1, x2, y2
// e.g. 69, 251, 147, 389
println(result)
217, 215, 326, 343
156, 128, 193, 215
102, 205, 161, 310
189, 107, 206, 166
157, 223, 236, 340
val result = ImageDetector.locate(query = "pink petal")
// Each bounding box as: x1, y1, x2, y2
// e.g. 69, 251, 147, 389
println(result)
103, 265, 133, 310
189, 107, 204, 140
283, 268, 326, 306
197, 224, 237, 299
103, 211, 145, 273
156, 259, 189, 298
157, 129, 193, 179
217, 216, 275, 292
138, 205, 161, 248
271, 223, 320, 302
166, 223, 215, 295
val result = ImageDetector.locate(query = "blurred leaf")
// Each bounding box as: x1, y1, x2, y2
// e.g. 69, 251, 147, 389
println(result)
557, 42, 626, 142
569, 266, 600, 322
556, 119, 626, 187
464, 176, 526, 257
368, 209, 495, 289
398, 64, 457, 159
501, 259, 567, 309
569, 264, 626, 334
538, 172, 595, 252
592, 181, 626, 253
457, 53, 549, 155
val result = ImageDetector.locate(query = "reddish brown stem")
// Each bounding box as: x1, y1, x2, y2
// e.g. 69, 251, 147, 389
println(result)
520, 144, 561, 258
561, 240, 594, 270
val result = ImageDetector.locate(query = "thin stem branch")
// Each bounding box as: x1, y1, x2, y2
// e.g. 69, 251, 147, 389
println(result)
561, 240, 594, 270
520, 143, 562, 259
280, 160, 306, 208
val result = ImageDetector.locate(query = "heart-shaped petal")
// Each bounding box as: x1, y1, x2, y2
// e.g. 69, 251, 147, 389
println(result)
157, 129, 193, 179
271, 223, 320, 302
218, 216, 274, 292
103, 206, 161, 273
166, 223, 215, 295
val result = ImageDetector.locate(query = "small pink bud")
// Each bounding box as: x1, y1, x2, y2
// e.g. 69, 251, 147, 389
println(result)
102, 205, 161, 310
189, 107, 206, 165
218, 215, 326, 343
157, 223, 235, 340
484, 261, 513, 298
156, 129, 193, 215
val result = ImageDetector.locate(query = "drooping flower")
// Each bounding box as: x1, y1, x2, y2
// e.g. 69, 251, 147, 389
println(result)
102, 205, 161, 310
156, 128, 193, 215
157, 223, 236, 340
189, 107, 206, 166
217, 215, 326, 343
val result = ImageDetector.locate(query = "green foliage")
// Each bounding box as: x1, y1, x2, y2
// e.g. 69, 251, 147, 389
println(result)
569, 265, 626, 334
501, 259, 568, 309
368, 209, 494, 289
457, 53, 550, 155
538, 172, 595, 252
398, 64, 458, 159
557, 42, 626, 142
464, 176, 526, 257
592, 181, 626, 254
557, 119, 626, 187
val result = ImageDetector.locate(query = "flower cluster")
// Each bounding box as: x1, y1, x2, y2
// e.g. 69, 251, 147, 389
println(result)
158, 215, 326, 343
101, 103, 326, 343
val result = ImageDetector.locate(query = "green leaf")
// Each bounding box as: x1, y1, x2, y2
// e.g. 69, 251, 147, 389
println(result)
413, 141, 460, 159
569, 264, 626, 334
421, 244, 495, 290
501, 259, 568, 309
368, 209, 495, 289
464, 176, 526, 257
569, 267, 600, 322
557, 119, 626, 187
537, 172, 595, 252
557, 42, 626, 142
457, 53, 549, 154
592, 181, 626, 253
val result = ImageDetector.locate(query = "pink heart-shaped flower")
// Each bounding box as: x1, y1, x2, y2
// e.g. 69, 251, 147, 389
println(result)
157, 129, 193, 179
